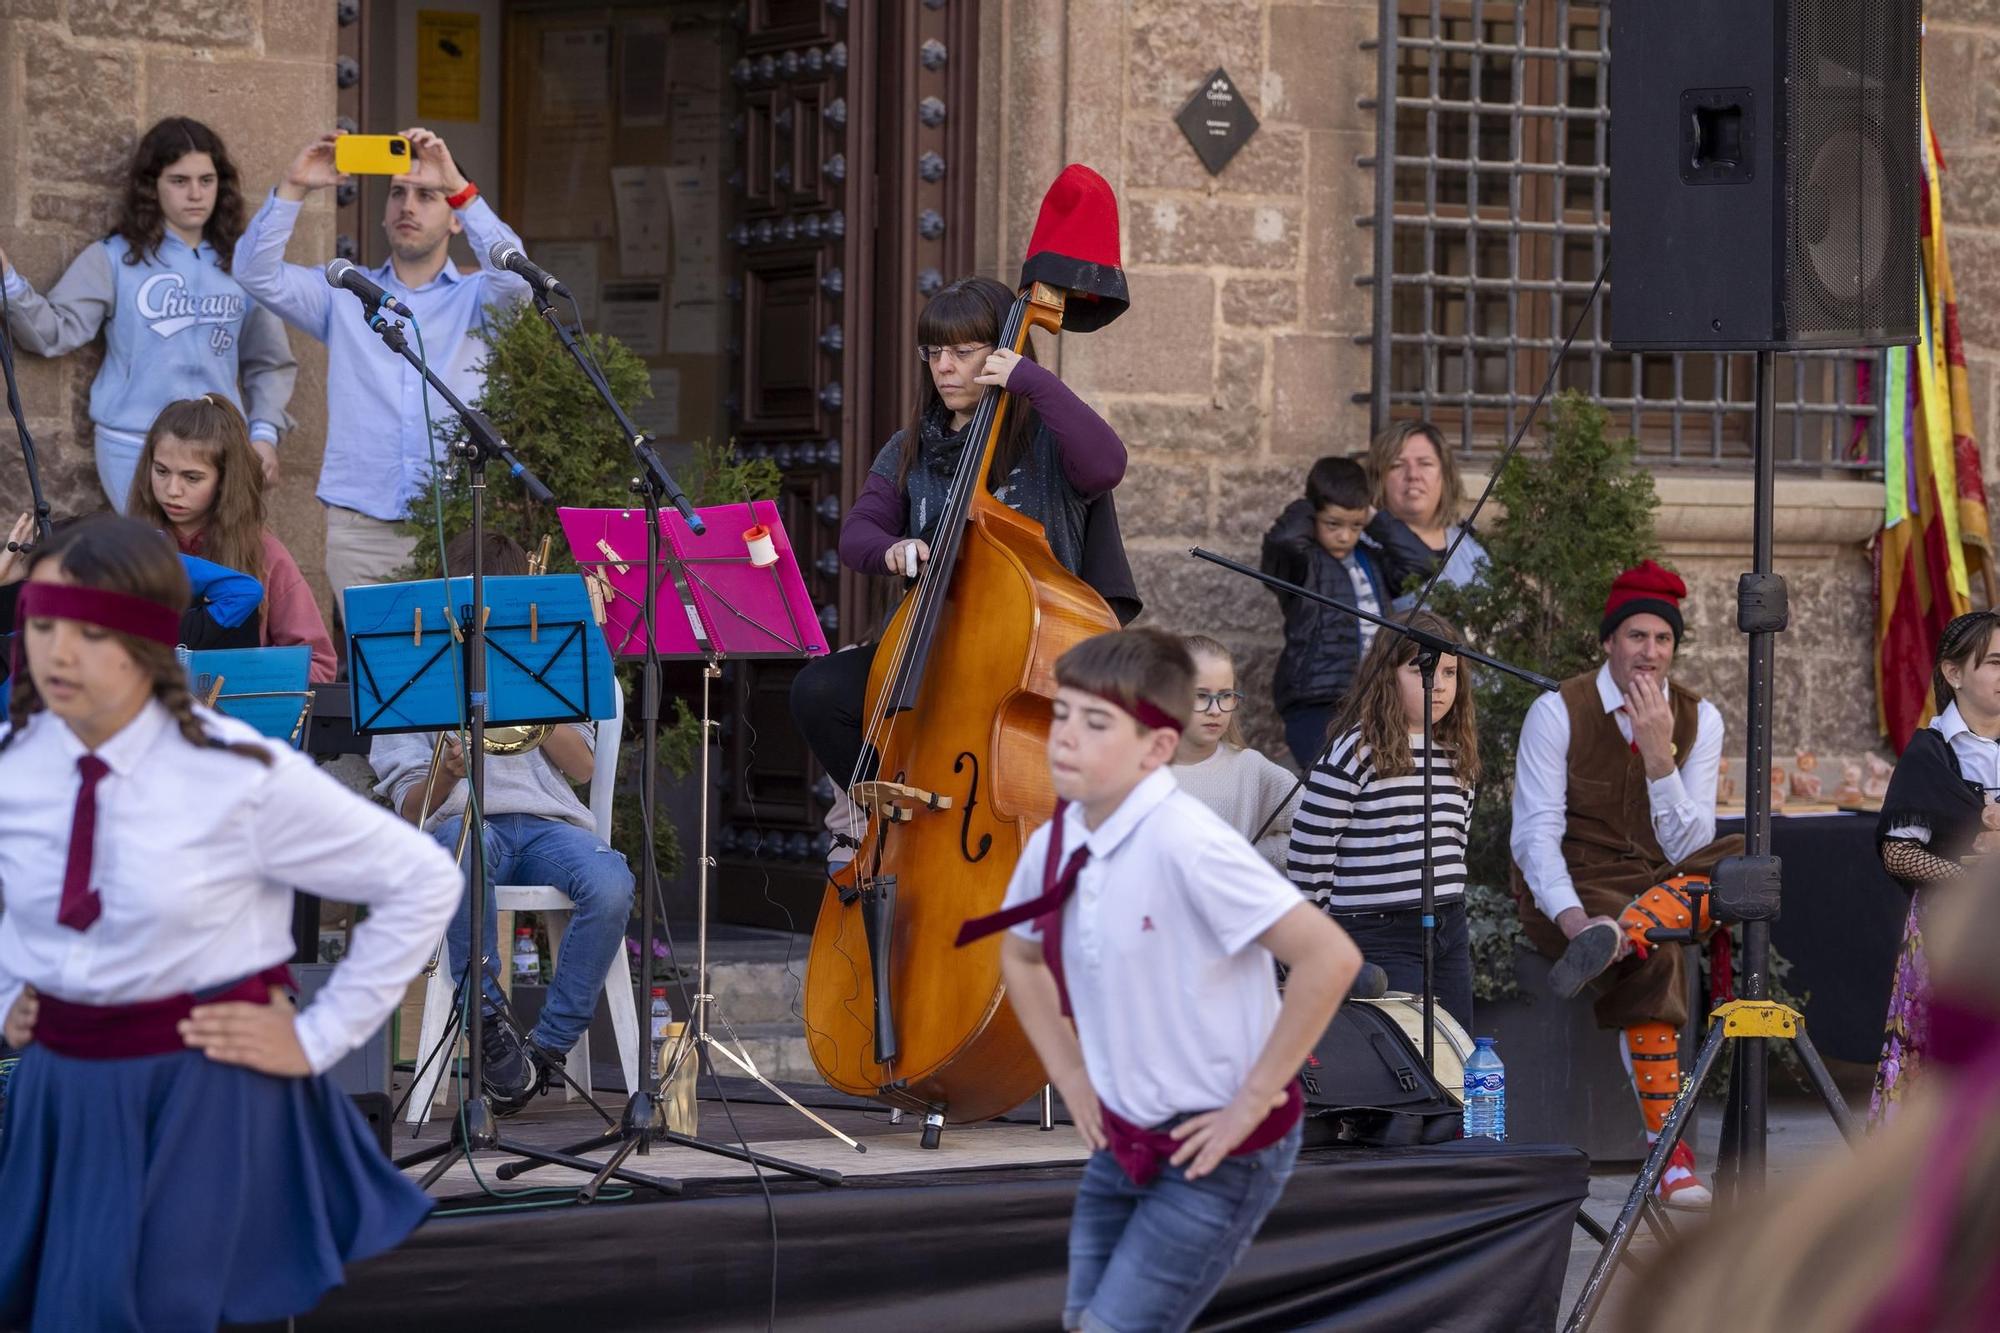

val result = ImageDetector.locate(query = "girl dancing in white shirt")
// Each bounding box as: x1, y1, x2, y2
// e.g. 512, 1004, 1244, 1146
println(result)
0, 515, 460, 1331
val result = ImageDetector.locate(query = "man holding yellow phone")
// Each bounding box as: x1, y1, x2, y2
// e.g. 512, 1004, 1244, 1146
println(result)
233, 127, 532, 618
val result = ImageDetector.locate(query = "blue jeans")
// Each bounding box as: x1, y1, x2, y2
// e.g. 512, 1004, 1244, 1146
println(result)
1063, 1119, 1301, 1333
1335, 897, 1474, 1032
433, 812, 635, 1054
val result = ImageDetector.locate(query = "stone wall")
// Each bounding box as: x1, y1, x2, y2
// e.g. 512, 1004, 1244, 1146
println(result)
978, 0, 1378, 757
0, 0, 338, 583
978, 0, 2000, 782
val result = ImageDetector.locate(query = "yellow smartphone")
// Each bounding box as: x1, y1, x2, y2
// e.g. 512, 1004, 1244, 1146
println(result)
334, 134, 412, 175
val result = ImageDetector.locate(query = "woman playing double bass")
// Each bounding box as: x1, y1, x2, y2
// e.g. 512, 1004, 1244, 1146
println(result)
789, 273, 1138, 871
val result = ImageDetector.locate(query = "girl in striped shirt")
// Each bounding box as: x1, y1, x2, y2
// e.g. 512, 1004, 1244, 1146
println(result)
1287, 609, 1480, 1028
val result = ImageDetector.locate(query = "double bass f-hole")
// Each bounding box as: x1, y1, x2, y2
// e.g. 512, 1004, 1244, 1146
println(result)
953, 751, 992, 864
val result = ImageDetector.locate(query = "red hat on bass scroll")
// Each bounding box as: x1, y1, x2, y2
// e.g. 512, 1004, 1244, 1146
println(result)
1601, 558, 1687, 642
1019, 164, 1130, 333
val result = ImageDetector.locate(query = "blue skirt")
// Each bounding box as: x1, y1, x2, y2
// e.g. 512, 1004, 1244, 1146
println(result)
0, 1045, 431, 1331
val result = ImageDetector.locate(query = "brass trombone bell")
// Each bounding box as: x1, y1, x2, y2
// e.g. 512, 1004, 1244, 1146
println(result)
414, 723, 556, 864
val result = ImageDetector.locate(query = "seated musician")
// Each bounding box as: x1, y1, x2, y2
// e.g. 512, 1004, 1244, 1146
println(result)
1510, 560, 1742, 1210
368, 530, 633, 1112
787, 272, 1139, 873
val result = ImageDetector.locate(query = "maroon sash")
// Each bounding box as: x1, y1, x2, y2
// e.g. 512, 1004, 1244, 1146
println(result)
1101, 1082, 1304, 1187
32, 964, 296, 1060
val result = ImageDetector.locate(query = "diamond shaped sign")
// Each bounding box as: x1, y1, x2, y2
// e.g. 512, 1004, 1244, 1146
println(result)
1176, 67, 1260, 176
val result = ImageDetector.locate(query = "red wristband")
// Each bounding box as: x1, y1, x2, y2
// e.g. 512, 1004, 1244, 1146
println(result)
445, 180, 479, 210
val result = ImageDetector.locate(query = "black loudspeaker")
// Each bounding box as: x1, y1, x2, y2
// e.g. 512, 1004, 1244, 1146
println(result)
1609, 0, 1920, 351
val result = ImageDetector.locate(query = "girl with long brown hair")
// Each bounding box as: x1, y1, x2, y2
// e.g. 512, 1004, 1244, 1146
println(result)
127, 396, 335, 682
0, 116, 296, 511
788, 274, 1137, 870
0, 516, 458, 1328
1286, 609, 1481, 1027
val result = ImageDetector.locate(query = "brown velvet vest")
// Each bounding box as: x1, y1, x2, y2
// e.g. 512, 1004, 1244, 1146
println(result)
1515, 670, 1739, 912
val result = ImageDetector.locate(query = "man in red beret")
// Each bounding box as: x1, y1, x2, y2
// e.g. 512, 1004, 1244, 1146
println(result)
1509, 559, 1743, 1210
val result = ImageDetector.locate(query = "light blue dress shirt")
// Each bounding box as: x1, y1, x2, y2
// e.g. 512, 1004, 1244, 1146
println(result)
232, 191, 531, 521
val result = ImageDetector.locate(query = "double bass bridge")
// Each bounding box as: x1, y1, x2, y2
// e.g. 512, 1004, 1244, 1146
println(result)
851, 779, 954, 824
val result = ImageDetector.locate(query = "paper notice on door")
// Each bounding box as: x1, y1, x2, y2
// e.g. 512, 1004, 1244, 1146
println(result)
600, 280, 664, 356
634, 367, 681, 438
621, 19, 669, 127
611, 166, 671, 277
416, 11, 481, 121
532, 241, 601, 323
665, 166, 721, 354
540, 28, 611, 119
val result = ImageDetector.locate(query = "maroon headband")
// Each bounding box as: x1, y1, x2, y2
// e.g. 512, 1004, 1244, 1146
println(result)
1080, 686, 1182, 735
16, 582, 182, 647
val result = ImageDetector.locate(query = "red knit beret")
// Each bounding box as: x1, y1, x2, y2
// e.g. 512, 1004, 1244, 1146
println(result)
1600, 559, 1687, 642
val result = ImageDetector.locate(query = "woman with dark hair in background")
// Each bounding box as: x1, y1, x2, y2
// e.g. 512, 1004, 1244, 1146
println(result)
0, 116, 296, 510
788, 275, 1137, 872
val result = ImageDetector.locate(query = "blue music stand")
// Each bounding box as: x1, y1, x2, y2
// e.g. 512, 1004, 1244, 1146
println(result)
342, 574, 617, 735
183, 645, 314, 748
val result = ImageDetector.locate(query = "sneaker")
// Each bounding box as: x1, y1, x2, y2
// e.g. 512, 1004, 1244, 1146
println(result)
1656, 1140, 1713, 1211
1549, 921, 1624, 999
525, 1038, 569, 1096
478, 1012, 537, 1114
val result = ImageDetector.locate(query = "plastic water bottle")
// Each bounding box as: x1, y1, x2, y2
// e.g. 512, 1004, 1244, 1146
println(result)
511, 927, 540, 985
649, 987, 674, 1071
1463, 1036, 1506, 1141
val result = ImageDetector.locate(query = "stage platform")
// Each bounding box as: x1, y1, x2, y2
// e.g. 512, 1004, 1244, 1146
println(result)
272, 1079, 1588, 1332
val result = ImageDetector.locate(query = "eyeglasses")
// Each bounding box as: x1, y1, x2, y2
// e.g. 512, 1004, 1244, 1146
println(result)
1193, 690, 1245, 714
916, 342, 994, 366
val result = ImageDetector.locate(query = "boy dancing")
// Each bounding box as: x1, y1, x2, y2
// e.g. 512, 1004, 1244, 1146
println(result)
960, 627, 1359, 1333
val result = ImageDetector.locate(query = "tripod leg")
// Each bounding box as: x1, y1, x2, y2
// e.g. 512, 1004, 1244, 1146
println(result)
1789, 1029, 1859, 1143
1565, 1018, 1730, 1333
417, 1146, 467, 1191
1573, 1210, 1652, 1280
652, 1128, 846, 1186
493, 1130, 622, 1180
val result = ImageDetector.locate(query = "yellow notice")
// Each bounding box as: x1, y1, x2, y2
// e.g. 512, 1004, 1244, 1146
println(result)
416, 11, 481, 121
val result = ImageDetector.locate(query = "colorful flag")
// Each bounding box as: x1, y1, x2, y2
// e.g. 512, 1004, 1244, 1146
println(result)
1876, 87, 1988, 749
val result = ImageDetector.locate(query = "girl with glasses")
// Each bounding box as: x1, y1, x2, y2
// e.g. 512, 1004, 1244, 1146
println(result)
1170, 635, 1300, 871
788, 275, 1137, 871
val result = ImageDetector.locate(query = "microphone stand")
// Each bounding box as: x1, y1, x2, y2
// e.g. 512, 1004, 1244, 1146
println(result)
1190, 547, 1559, 1067
0, 294, 53, 545
509, 289, 842, 1195
363, 301, 678, 1197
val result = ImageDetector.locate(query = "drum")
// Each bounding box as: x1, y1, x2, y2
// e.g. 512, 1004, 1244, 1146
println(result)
1358, 993, 1475, 1104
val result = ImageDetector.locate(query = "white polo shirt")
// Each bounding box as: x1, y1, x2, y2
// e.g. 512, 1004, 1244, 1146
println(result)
1002, 767, 1306, 1128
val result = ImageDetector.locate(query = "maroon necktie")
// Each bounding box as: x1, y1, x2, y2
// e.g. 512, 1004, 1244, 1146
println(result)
955, 802, 1091, 1014
58, 755, 110, 932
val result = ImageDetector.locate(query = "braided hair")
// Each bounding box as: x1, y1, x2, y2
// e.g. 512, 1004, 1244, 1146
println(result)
1933, 610, 2000, 714
0, 516, 271, 764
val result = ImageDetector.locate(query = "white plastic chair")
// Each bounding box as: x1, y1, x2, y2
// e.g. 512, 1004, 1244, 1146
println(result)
407, 684, 640, 1124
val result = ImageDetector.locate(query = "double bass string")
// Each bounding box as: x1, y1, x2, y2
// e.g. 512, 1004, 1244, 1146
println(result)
845, 294, 1033, 805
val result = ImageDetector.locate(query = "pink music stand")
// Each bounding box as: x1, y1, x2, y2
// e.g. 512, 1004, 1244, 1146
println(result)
558, 501, 827, 661
555, 501, 856, 1154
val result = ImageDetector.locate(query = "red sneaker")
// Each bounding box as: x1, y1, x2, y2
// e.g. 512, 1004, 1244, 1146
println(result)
1656, 1140, 1712, 1211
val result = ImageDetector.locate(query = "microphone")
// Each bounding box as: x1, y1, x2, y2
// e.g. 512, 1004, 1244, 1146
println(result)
324, 259, 414, 319
488, 242, 572, 300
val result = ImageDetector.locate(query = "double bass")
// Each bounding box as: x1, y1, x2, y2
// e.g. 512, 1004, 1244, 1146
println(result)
803, 166, 1131, 1129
